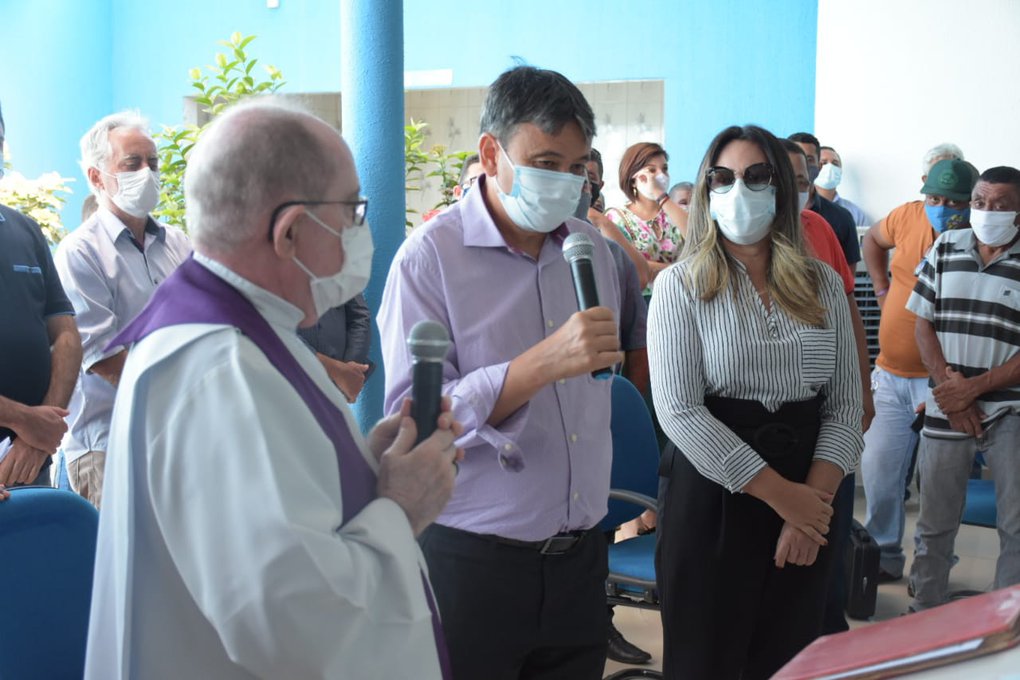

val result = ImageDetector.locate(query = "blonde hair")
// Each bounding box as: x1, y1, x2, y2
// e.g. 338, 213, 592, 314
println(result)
680, 125, 827, 328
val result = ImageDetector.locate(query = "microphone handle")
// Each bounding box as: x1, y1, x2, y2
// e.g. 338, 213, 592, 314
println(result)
569, 258, 600, 311
568, 258, 613, 379
411, 360, 444, 445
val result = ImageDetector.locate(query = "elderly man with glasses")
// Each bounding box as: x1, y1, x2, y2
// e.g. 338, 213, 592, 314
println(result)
84, 98, 462, 679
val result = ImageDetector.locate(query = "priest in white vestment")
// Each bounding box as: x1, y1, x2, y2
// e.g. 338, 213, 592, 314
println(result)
84, 98, 461, 680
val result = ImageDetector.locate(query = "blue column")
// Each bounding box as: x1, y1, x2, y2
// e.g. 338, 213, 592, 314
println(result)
341, 0, 403, 434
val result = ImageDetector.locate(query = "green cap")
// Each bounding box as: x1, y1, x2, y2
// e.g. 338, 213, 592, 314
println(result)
921, 159, 978, 201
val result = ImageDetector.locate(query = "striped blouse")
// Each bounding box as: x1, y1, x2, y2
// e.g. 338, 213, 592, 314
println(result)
647, 258, 863, 493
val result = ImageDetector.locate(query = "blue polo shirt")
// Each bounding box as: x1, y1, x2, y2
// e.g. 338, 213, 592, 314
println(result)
0, 204, 74, 442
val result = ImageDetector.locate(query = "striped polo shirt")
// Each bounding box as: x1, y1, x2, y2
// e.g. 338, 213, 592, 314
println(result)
907, 228, 1020, 438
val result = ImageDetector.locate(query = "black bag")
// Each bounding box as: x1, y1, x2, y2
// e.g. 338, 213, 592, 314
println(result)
844, 519, 880, 620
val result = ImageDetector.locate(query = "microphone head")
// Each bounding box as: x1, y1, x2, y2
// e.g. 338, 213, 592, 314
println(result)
562, 232, 595, 265
407, 320, 451, 362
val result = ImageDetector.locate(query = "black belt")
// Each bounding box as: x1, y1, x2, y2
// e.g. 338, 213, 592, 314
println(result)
660, 395, 823, 480
483, 529, 589, 555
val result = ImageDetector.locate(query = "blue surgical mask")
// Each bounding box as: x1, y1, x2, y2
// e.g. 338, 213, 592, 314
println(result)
924, 204, 970, 233
496, 143, 585, 233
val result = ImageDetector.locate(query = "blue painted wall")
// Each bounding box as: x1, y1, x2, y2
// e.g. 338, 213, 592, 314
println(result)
404, 0, 818, 180
1, 0, 113, 218
3, 0, 817, 228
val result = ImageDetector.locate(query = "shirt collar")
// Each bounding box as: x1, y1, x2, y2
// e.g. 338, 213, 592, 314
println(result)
193, 252, 305, 330
459, 173, 569, 250
96, 205, 165, 245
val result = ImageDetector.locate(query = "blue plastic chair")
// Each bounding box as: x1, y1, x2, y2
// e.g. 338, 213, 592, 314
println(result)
601, 377, 664, 680
0, 486, 99, 680
601, 376, 662, 608
962, 478, 997, 529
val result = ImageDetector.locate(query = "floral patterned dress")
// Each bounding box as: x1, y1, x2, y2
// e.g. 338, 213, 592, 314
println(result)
605, 205, 683, 293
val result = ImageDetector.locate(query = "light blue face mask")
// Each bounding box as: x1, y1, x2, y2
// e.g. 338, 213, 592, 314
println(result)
495, 143, 585, 233
924, 203, 970, 233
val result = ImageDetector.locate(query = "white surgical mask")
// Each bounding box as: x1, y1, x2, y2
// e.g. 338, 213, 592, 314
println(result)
496, 144, 585, 233
797, 191, 811, 213
709, 180, 776, 245
815, 163, 842, 191
970, 208, 1020, 247
635, 171, 670, 201
292, 211, 374, 317
102, 167, 160, 218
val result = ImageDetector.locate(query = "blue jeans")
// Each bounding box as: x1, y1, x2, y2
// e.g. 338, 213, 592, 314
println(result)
861, 368, 928, 577
55, 449, 72, 490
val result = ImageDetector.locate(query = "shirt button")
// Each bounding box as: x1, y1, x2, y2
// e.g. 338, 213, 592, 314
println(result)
558, 379, 566, 385
570, 433, 578, 443
547, 319, 554, 328
503, 443, 513, 451
572, 492, 580, 502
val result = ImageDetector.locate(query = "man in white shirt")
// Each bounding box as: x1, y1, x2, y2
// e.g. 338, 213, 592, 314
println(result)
84, 98, 460, 679
54, 111, 191, 508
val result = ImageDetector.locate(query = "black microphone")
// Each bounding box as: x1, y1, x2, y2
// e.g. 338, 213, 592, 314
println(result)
561, 232, 612, 379
407, 320, 452, 444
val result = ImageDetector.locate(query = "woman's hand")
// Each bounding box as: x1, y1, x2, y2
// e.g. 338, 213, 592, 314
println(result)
744, 467, 833, 545
633, 171, 661, 201
774, 522, 821, 568
767, 480, 833, 545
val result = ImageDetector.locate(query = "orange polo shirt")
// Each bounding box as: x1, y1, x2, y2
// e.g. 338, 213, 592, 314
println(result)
875, 200, 935, 378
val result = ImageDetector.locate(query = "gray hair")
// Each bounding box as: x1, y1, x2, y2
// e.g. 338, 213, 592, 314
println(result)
185, 96, 340, 253
922, 143, 964, 175
79, 110, 152, 197
668, 181, 694, 201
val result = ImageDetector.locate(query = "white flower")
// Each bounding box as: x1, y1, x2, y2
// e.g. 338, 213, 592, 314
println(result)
0, 163, 74, 245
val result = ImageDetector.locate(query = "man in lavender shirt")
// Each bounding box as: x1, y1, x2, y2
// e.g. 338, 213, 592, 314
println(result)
379, 66, 622, 679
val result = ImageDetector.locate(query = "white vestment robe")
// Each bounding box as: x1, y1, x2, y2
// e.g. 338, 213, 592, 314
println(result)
84, 256, 443, 679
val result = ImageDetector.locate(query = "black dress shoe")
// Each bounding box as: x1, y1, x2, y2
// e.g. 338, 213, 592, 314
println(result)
607, 622, 652, 665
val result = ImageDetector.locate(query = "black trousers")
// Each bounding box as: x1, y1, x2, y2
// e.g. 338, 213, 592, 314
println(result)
420, 523, 609, 680
656, 396, 835, 680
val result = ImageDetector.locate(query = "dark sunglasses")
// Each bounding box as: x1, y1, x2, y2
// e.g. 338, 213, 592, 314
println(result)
706, 163, 774, 194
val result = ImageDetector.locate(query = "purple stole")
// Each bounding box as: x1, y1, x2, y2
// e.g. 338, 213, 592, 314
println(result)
110, 257, 451, 678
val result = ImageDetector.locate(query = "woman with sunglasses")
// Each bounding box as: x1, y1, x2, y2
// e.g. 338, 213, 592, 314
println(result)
605, 142, 688, 295
647, 125, 863, 680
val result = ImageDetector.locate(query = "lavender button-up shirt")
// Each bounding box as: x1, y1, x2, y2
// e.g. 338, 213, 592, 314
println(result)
379, 175, 620, 541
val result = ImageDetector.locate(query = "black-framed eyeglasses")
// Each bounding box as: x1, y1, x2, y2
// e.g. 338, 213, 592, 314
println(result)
706, 163, 774, 194
267, 198, 368, 240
